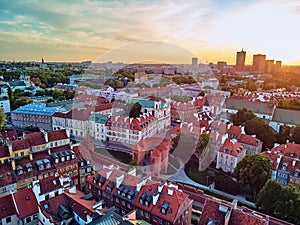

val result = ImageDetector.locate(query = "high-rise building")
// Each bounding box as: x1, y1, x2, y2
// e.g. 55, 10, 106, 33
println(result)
265, 59, 275, 73
192, 57, 198, 66
252, 54, 266, 73
236, 49, 246, 70
275, 60, 282, 73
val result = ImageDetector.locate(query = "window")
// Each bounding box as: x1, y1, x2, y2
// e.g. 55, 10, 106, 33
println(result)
26, 217, 31, 223
6, 217, 12, 223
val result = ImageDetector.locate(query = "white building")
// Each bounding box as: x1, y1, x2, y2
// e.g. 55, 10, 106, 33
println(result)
0, 99, 11, 113
269, 108, 300, 132
216, 138, 247, 173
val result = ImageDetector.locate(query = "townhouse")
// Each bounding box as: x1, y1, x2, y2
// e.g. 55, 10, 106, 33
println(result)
106, 113, 157, 145
86, 166, 193, 225
216, 138, 247, 173
263, 142, 300, 189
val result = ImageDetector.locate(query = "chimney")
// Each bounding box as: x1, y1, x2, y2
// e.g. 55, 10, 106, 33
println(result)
116, 174, 124, 188
42, 129, 48, 143
106, 169, 113, 179
69, 185, 77, 194
158, 181, 166, 193
8, 141, 13, 158
11, 159, 16, 171
128, 167, 136, 176
153, 191, 159, 206
167, 188, 174, 196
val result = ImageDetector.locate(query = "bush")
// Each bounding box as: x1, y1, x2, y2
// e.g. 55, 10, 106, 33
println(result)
215, 174, 240, 195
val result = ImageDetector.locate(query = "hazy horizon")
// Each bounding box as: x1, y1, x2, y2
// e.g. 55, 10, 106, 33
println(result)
0, 0, 299, 65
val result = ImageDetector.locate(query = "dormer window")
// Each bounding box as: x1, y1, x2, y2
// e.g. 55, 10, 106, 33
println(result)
16, 165, 23, 175
161, 201, 170, 215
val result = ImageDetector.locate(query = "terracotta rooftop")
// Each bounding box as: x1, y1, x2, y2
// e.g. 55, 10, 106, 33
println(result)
26, 132, 46, 146
0, 129, 18, 141
47, 129, 68, 142
240, 134, 260, 147
39, 176, 62, 194
13, 188, 38, 219
0, 194, 16, 219
40, 194, 70, 224
220, 138, 245, 157
11, 139, 30, 151
0, 145, 10, 158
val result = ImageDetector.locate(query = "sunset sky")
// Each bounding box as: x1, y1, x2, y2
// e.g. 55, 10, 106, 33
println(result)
0, 0, 299, 65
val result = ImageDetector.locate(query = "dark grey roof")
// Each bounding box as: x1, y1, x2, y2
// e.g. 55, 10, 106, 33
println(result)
224, 98, 274, 115
272, 108, 300, 125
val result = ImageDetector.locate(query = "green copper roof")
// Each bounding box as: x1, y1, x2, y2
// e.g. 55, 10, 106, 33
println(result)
138, 100, 155, 108
90, 114, 109, 124
8, 81, 26, 87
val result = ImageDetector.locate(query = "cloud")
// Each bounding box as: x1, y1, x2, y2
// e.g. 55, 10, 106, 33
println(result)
0, 0, 299, 64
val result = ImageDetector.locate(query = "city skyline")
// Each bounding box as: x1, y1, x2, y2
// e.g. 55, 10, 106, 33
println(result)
0, 0, 300, 65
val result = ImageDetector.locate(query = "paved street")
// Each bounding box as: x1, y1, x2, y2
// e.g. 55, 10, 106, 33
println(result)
166, 166, 256, 208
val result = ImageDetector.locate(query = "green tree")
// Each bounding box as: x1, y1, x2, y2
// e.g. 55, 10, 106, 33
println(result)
128, 159, 138, 166
276, 125, 291, 144
256, 180, 283, 215
46, 97, 55, 104
196, 133, 210, 157
291, 125, 300, 144
234, 154, 271, 199
215, 174, 240, 195
124, 102, 141, 118
0, 108, 5, 128
275, 185, 300, 224
230, 108, 256, 126
244, 117, 276, 150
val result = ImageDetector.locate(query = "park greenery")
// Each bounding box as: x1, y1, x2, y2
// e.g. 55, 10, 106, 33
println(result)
123, 102, 142, 118
256, 180, 300, 224
277, 98, 300, 111
0, 108, 5, 128
170, 95, 192, 102
234, 154, 271, 200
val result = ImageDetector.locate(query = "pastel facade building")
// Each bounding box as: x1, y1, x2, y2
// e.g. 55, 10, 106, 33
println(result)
11, 103, 64, 131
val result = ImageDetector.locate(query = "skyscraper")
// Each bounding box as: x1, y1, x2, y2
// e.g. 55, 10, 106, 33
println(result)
192, 57, 198, 66
253, 54, 266, 73
236, 49, 246, 70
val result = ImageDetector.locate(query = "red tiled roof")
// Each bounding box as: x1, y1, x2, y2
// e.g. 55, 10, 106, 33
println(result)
0, 146, 10, 158
65, 190, 96, 221
0, 194, 16, 219
151, 149, 161, 159
11, 139, 30, 151
47, 129, 68, 142
13, 189, 38, 218
219, 138, 245, 157
0, 130, 18, 141
40, 194, 70, 224
26, 132, 46, 146
228, 125, 242, 139
151, 184, 191, 223
240, 134, 260, 146
0, 164, 15, 187
271, 142, 300, 158
39, 177, 62, 194
50, 144, 70, 153
199, 199, 226, 225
